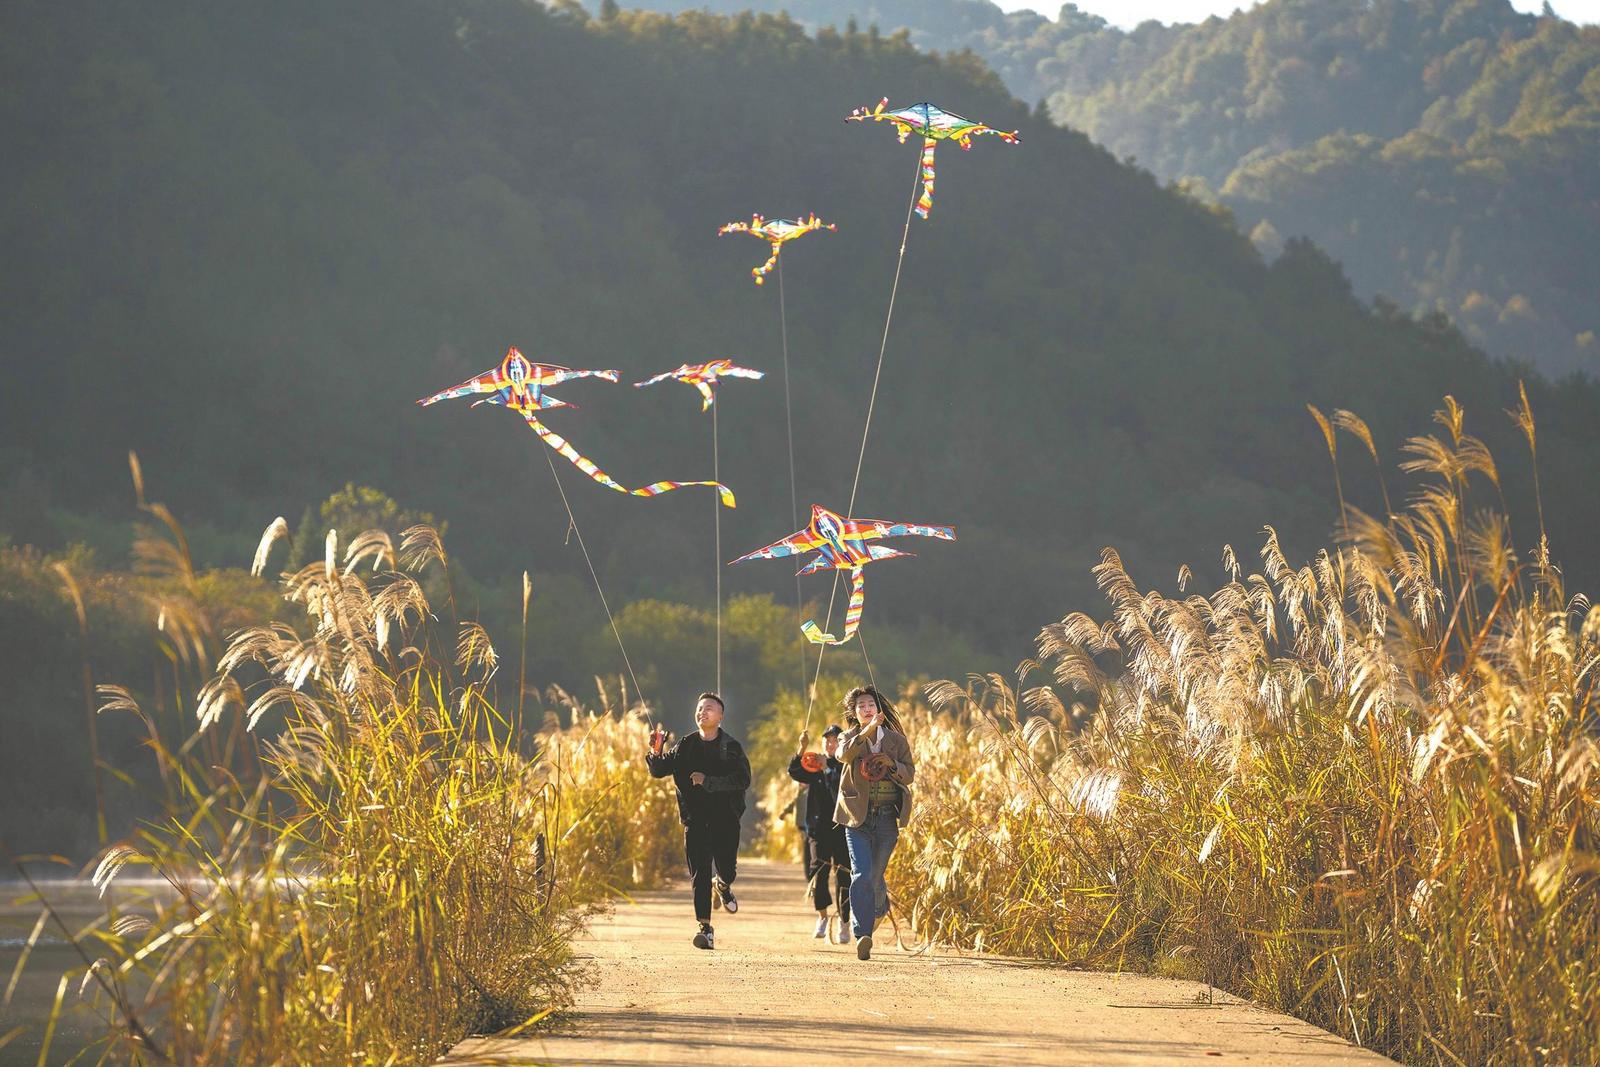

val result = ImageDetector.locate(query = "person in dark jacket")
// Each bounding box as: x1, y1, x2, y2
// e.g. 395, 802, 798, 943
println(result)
787, 723, 851, 943
646, 692, 751, 950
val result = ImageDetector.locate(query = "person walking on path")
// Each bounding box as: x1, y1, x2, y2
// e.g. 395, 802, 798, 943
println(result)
833, 685, 914, 961
647, 692, 752, 950
786, 722, 851, 943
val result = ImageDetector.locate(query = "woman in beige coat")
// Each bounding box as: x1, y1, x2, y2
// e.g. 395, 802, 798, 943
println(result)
833, 685, 914, 960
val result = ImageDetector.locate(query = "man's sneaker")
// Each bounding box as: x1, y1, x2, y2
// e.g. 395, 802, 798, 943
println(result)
813, 915, 829, 939
692, 924, 714, 950
856, 934, 872, 960
837, 918, 852, 945
716, 880, 738, 914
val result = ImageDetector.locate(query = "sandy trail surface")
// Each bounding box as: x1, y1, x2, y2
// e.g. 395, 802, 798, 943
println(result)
444, 859, 1394, 1065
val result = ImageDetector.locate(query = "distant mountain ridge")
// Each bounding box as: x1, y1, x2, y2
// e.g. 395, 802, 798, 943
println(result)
603, 0, 1600, 374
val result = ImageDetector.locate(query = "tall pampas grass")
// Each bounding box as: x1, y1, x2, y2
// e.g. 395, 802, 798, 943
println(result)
891, 398, 1600, 1064
20, 499, 677, 1064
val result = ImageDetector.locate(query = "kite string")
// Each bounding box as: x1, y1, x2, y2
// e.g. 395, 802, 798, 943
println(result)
777, 257, 807, 704
713, 400, 722, 695
802, 149, 924, 731
541, 446, 645, 710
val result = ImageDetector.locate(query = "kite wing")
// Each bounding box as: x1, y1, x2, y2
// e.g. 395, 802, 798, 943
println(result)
730, 528, 828, 565
717, 366, 765, 381
417, 367, 510, 406
634, 368, 685, 389
716, 216, 761, 237
539, 366, 621, 387
837, 518, 956, 544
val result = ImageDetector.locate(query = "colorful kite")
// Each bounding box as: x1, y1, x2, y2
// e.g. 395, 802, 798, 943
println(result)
731, 504, 954, 645
418, 347, 735, 507
634, 359, 765, 410
417, 346, 618, 412
846, 99, 1020, 219
717, 214, 836, 285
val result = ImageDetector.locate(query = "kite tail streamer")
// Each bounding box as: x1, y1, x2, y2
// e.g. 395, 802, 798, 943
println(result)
634, 480, 737, 508
524, 414, 634, 495
916, 137, 937, 219
525, 414, 735, 507
801, 567, 865, 646
752, 242, 781, 285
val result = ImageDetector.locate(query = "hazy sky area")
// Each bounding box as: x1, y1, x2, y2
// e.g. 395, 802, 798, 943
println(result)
998, 1, 1599, 28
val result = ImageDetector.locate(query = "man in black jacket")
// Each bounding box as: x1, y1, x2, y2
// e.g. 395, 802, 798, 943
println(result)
787, 723, 850, 943
646, 692, 751, 950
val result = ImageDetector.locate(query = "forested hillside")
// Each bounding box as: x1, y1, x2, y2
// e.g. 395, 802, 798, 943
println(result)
618, 0, 1600, 374
6, 0, 1598, 652
5, 0, 1600, 852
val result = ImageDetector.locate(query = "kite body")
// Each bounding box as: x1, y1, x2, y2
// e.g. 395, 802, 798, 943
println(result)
635, 359, 765, 410
717, 213, 836, 284
846, 98, 1019, 219
417, 347, 619, 411
418, 348, 735, 507
731, 504, 954, 644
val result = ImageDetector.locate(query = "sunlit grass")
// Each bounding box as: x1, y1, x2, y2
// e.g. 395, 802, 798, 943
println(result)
891, 397, 1600, 1064
11, 495, 677, 1064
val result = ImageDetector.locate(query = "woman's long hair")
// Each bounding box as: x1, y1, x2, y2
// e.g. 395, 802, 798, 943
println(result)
842, 684, 904, 735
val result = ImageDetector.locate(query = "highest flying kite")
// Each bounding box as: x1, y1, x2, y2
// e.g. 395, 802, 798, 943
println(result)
731, 504, 955, 645
717, 214, 836, 285
846, 99, 1020, 219
418, 347, 735, 507
635, 359, 765, 410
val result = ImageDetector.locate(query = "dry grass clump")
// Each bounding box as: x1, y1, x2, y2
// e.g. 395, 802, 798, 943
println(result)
538, 683, 685, 894
891, 398, 1600, 1065
20, 511, 677, 1064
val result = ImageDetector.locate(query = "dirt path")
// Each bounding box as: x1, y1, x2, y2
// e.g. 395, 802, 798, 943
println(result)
444, 859, 1394, 1065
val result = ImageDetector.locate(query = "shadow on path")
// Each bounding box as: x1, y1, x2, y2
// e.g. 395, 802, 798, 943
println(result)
443, 860, 1394, 1065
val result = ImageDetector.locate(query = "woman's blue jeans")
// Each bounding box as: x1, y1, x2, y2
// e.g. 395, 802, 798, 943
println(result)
843, 804, 900, 939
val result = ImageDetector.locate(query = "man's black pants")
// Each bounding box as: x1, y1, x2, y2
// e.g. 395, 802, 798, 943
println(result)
685, 817, 740, 923
806, 825, 850, 923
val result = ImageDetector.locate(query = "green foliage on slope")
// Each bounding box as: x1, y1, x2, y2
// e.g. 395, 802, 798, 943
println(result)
2, 0, 1597, 800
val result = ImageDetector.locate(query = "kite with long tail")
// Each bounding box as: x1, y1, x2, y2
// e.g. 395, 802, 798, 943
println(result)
731, 504, 954, 645
846, 99, 1019, 219
418, 347, 735, 507
717, 214, 836, 285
